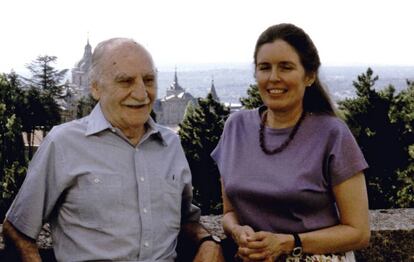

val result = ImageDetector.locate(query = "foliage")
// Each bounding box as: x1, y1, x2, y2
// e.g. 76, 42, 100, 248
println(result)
22, 55, 67, 157
240, 84, 263, 109
0, 161, 27, 219
76, 94, 97, 118
338, 68, 413, 208
395, 162, 414, 208
391, 82, 414, 208
0, 73, 27, 220
179, 93, 230, 214
24, 55, 68, 99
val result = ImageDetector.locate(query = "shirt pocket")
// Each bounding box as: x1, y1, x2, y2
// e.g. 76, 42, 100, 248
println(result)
162, 175, 182, 230
75, 174, 123, 228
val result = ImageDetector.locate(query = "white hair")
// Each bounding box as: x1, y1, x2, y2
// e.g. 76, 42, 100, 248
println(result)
88, 38, 151, 85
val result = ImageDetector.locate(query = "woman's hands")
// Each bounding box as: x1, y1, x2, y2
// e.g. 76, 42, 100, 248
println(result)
231, 224, 255, 248
232, 228, 294, 262
222, 185, 294, 261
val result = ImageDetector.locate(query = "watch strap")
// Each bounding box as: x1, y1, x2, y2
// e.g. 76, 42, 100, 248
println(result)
292, 233, 303, 257
198, 235, 221, 247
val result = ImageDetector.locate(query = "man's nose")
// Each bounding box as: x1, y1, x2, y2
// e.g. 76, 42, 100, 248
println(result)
131, 80, 148, 100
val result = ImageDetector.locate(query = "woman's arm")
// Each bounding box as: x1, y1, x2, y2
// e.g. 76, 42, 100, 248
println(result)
241, 172, 370, 261
222, 181, 255, 242
299, 171, 370, 253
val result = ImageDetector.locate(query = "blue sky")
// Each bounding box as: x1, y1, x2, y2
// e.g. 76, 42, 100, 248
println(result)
1, 0, 413, 74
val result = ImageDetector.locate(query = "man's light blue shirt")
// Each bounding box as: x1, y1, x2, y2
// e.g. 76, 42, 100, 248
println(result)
7, 104, 200, 261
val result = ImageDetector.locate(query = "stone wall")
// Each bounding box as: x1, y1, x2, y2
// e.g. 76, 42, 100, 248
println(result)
1, 209, 413, 261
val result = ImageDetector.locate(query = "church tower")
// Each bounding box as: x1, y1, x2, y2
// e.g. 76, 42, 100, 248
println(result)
71, 39, 92, 96
166, 67, 185, 96
153, 67, 196, 127
209, 77, 219, 101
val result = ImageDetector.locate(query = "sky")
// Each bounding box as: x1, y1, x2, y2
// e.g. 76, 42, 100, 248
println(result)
1, 0, 414, 75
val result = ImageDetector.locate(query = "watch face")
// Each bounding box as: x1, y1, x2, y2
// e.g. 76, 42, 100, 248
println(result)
292, 246, 303, 257
212, 235, 221, 243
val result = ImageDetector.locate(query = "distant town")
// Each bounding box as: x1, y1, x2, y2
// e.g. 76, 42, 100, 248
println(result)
64, 39, 414, 129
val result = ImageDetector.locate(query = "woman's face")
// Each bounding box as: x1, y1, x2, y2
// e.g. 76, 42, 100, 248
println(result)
255, 39, 314, 113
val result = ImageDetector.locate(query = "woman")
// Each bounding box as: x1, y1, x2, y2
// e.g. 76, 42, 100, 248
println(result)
212, 23, 370, 261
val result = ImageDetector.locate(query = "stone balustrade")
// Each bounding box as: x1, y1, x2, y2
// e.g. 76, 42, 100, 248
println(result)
1, 209, 413, 261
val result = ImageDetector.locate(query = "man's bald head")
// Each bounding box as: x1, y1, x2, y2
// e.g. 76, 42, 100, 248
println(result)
89, 38, 155, 86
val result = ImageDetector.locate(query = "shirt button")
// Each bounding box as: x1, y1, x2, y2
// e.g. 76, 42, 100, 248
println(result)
143, 208, 148, 213
144, 241, 149, 247
94, 178, 100, 183
140, 177, 145, 182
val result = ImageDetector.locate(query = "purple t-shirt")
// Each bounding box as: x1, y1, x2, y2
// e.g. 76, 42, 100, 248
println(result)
211, 108, 368, 234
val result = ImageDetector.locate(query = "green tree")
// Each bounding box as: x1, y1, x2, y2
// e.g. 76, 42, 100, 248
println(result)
25, 55, 68, 99
0, 73, 27, 220
22, 55, 67, 157
396, 160, 414, 208
338, 68, 410, 208
240, 84, 263, 109
21, 87, 45, 158
0, 73, 26, 165
76, 94, 97, 118
179, 93, 230, 214
390, 81, 414, 208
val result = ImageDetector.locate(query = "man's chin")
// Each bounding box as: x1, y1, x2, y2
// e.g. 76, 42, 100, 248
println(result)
130, 116, 151, 128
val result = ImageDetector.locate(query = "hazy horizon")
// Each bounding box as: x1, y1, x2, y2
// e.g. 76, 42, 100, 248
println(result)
6, 61, 414, 78
1, 0, 414, 74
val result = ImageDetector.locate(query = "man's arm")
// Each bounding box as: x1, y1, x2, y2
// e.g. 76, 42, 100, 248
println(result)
2, 220, 41, 262
180, 221, 224, 262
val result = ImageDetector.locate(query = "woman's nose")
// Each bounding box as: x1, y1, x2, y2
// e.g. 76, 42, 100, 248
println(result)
269, 67, 280, 82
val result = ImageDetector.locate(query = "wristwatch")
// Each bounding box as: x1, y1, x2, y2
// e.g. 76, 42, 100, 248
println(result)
292, 233, 303, 257
198, 235, 221, 247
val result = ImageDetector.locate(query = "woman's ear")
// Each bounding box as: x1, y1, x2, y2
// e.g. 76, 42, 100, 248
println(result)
306, 72, 316, 87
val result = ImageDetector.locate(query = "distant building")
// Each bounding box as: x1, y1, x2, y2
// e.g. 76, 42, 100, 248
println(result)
153, 70, 196, 126
71, 39, 92, 97
225, 102, 243, 113
209, 78, 219, 101
68, 41, 236, 126
209, 78, 242, 113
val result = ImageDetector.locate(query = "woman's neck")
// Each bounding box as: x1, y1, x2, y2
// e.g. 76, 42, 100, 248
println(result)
266, 107, 304, 129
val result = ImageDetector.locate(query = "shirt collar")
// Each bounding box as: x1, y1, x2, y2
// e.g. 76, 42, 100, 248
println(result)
144, 116, 168, 147
85, 103, 113, 136
85, 103, 168, 146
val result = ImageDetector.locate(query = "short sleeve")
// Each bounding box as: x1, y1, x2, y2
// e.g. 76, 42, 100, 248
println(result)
211, 112, 233, 168
6, 131, 65, 239
328, 121, 369, 186
211, 130, 225, 166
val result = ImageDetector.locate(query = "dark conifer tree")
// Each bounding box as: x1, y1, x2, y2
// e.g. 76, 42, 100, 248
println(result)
390, 81, 414, 208
25, 55, 68, 99
240, 84, 263, 109
339, 68, 410, 208
76, 94, 98, 118
179, 93, 230, 214
0, 73, 27, 220
22, 56, 68, 156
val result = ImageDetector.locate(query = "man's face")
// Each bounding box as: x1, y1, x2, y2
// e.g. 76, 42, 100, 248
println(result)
92, 42, 157, 135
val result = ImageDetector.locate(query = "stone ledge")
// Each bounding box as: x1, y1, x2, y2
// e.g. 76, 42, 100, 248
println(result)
201, 209, 414, 262
1, 209, 413, 261
354, 209, 413, 262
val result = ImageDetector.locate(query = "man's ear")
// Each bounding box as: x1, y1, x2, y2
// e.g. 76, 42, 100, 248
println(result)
90, 82, 100, 100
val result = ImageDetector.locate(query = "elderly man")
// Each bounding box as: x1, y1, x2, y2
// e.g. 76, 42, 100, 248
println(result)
3, 38, 224, 262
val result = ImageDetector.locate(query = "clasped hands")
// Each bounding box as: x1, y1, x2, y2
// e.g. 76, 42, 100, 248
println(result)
232, 225, 291, 262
